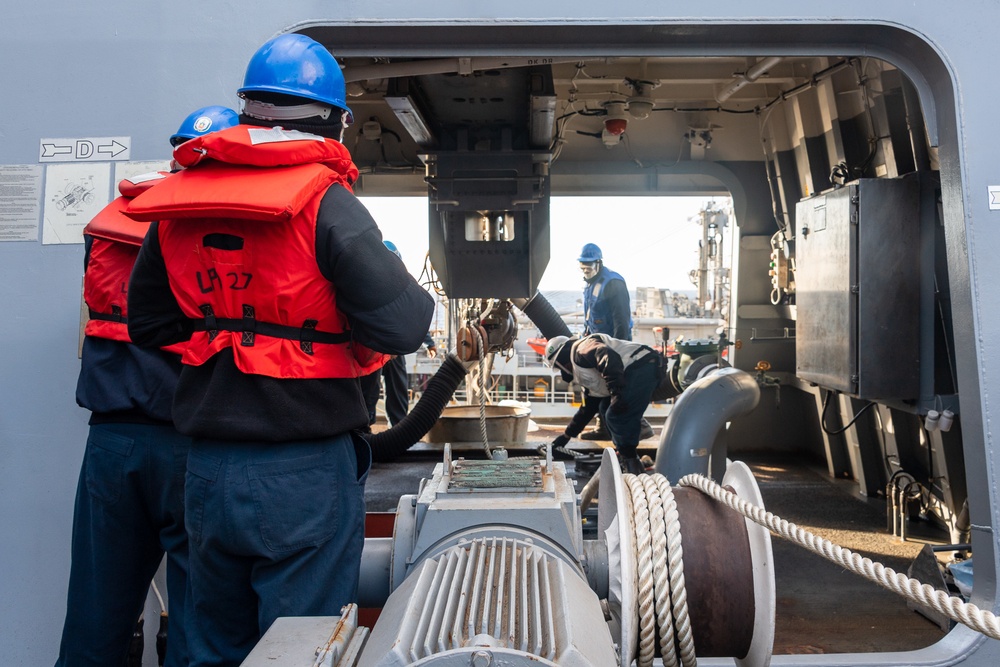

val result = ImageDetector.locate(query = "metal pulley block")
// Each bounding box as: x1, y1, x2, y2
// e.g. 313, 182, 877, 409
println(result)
456, 323, 489, 362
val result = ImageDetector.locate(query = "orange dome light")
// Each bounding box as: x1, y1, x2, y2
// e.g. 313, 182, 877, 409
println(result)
604, 117, 628, 135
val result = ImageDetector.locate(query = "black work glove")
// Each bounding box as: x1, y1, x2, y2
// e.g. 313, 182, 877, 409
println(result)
552, 434, 570, 448
609, 394, 629, 414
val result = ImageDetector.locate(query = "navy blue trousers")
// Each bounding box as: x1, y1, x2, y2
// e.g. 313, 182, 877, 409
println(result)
183, 433, 369, 667
604, 356, 661, 458
56, 422, 191, 667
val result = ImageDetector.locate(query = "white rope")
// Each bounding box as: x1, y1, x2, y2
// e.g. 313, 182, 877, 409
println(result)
149, 580, 166, 614
640, 474, 679, 667
624, 473, 657, 667
678, 473, 1000, 641
472, 327, 492, 460
652, 474, 696, 667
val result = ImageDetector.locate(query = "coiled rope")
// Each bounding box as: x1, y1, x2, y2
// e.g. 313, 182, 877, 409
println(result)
623, 473, 696, 667
678, 472, 1000, 641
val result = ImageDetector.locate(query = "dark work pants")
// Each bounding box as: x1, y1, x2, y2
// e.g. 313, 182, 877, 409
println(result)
360, 356, 409, 427
604, 356, 661, 458
183, 433, 370, 667
56, 422, 191, 667
360, 371, 381, 426
382, 355, 409, 427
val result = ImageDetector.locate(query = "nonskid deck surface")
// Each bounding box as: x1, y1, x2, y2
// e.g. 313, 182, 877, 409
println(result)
365, 423, 945, 656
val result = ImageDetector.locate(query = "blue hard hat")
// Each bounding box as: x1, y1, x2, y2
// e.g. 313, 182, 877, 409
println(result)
238, 33, 353, 124
577, 243, 603, 263
383, 240, 402, 260
169, 106, 239, 147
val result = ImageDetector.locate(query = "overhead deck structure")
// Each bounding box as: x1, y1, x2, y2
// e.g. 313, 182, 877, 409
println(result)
2, 2, 999, 665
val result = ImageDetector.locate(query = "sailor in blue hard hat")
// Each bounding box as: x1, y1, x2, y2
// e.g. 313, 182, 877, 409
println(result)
125, 32, 435, 666
170, 105, 240, 147
238, 32, 354, 141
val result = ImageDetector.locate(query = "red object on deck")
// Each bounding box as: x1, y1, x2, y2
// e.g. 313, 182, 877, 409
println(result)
365, 512, 395, 538
360, 513, 395, 627
526, 337, 548, 356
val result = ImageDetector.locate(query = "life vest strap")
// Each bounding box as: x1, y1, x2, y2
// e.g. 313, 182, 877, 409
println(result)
191, 304, 351, 351
88, 306, 125, 323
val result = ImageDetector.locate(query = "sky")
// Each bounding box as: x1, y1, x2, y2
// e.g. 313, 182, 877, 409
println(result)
359, 195, 732, 292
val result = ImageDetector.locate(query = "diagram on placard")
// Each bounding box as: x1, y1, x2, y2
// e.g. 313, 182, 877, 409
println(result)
42, 162, 111, 244
53, 181, 96, 211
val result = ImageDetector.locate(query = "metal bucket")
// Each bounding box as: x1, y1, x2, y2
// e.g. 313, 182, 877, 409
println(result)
425, 405, 531, 444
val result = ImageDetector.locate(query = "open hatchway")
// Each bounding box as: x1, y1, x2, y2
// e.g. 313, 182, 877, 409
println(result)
251, 20, 991, 667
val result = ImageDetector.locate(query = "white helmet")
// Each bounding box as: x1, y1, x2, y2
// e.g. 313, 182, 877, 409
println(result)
543, 335, 574, 375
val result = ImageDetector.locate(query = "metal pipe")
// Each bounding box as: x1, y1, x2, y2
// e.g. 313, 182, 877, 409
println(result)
579, 470, 600, 514
344, 56, 601, 83
716, 56, 784, 103
357, 537, 393, 608
582, 538, 609, 599
559, 315, 725, 328
654, 367, 760, 482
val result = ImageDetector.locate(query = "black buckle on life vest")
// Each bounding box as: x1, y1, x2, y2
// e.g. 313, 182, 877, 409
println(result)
88, 306, 127, 324
199, 304, 219, 342
300, 320, 318, 355
241, 304, 256, 347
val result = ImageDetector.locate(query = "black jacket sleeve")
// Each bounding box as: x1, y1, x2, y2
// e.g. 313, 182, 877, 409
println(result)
127, 221, 192, 348
315, 186, 435, 355
563, 392, 602, 438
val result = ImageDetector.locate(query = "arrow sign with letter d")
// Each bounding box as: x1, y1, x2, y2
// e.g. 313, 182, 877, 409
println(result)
39, 136, 131, 162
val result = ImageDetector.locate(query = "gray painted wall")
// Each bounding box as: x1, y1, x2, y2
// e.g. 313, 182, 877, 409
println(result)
2, 3, 1000, 665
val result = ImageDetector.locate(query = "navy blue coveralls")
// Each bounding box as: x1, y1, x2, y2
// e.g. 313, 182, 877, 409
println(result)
56, 237, 192, 667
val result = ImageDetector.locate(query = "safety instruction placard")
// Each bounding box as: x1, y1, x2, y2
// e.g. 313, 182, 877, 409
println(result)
42, 163, 112, 245
0, 165, 43, 242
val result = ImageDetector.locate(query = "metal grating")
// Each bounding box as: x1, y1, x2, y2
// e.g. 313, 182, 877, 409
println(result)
405, 537, 559, 661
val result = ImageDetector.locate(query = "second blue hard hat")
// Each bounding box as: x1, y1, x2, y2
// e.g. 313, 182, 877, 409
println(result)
577, 243, 603, 263
383, 240, 402, 260
238, 33, 353, 123
170, 106, 239, 147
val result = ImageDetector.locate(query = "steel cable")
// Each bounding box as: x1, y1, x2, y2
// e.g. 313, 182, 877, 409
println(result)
472, 327, 492, 460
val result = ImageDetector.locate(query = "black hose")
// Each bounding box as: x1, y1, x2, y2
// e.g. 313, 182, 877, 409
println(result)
365, 354, 468, 462
155, 613, 168, 667
511, 293, 572, 339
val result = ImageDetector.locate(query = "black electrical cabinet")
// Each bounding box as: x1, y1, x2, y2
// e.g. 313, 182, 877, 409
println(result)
794, 177, 921, 400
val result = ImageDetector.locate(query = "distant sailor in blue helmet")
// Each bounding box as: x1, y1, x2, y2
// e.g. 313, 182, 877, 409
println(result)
578, 242, 633, 340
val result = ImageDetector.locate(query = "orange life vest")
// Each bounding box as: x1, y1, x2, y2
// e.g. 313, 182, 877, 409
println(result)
83, 172, 187, 354
125, 125, 389, 379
